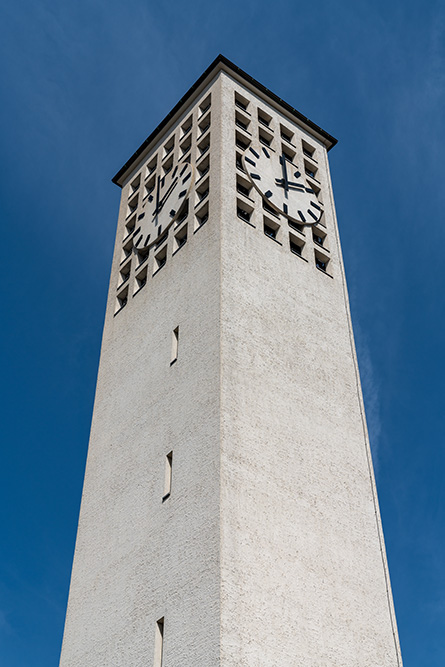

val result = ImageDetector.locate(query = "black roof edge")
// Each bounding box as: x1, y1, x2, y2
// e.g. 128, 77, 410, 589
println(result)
112, 54, 337, 186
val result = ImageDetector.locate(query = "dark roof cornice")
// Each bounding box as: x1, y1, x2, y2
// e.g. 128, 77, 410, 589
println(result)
112, 54, 337, 187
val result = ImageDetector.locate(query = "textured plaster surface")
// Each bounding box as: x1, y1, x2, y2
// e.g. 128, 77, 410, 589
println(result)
60, 78, 223, 667
60, 69, 402, 666
218, 72, 401, 666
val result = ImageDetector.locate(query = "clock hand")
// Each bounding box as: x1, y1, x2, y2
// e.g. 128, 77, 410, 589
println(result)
275, 178, 305, 190
154, 174, 161, 226
154, 178, 178, 215
280, 155, 289, 199
155, 175, 160, 209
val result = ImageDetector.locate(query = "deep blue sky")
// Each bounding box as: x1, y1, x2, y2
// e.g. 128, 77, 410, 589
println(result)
0, 1, 444, 665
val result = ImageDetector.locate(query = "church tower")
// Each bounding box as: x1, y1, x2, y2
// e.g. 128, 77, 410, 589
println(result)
60, 55, 403, 666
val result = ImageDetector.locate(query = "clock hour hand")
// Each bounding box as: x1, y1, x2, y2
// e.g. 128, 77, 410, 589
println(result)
287, 181, 305, 191
275, 178, 305, 191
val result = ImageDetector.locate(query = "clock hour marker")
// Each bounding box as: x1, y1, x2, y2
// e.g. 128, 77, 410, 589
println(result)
306, 188, 314, 194
249, 148, 260, 159
262, 147, 270, 158
294, 171, 301, 178
245, 157, 256, 166
178, 189, 187, 198
307, 209, 318, 221
310, 201, 321, 210
172, 166, 178, 178
170, 209, 176, 217
182, 172, 191, 183
265, 190, 273, 198
283, 203, 288, 214
144, 235, 150, 246
180, 163, 188, 176
298, 210, 306, 222
250, 172, 261, 180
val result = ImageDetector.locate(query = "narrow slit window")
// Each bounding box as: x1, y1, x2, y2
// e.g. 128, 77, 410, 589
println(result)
154, 617, 164, 667
171, 326, 179, 365
163, 452, 173, 502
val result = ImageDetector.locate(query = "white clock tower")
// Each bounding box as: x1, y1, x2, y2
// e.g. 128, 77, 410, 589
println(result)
60, 56, 403, 666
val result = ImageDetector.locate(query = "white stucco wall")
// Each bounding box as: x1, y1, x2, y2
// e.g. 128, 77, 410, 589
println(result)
218, 71, 402, 666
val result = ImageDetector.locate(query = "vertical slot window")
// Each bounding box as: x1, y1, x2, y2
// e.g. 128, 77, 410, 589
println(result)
171, 326, 179, 365
154, 617, 164, 667
163, 452, 173, 502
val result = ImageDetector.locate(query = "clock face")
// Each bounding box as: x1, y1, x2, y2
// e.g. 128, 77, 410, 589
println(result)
133, 160, 194, 251
242, 146, 322, 225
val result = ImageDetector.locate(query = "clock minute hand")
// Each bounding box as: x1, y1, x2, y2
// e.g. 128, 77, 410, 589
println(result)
154, 174, 161, 224
155, 177, 178, 214
280, 154, 289, 199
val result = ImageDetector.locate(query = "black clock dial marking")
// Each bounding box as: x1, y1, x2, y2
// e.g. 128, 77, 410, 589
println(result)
298, 210, 306, 222
262, 147, 270, 158
265, 190, 273, 198
245, 157, 256, 166
310, 201, 321, 210
250, 173, 261, 180
307, 209, 318, 221
249, 148, 260, 159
